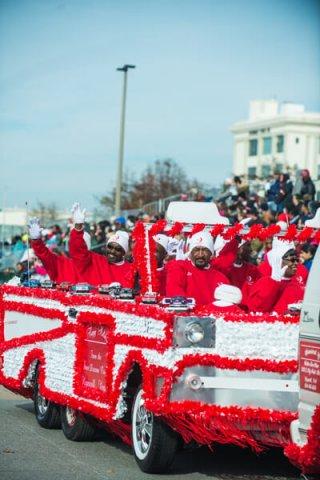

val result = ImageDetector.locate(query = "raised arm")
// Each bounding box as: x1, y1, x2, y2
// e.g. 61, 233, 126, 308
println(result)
29, 218, 58, 280
68, 203, 93, 273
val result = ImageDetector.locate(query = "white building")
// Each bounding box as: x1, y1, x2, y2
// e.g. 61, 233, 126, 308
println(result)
231, 100, 320, 180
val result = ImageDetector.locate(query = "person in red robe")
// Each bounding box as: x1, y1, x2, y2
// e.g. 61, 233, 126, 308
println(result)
69, 203, 133, 287
166, 230, 229, 305
29, 218, 79, 284
245, 239, 305, 314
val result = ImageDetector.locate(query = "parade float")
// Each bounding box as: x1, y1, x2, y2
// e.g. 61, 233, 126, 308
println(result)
0, 202, 319, 474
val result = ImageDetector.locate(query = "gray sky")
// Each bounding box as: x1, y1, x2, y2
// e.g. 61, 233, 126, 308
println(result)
1, 0, 320, 210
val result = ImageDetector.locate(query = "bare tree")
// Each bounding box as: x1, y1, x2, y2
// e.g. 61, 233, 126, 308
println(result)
31, 201, 59, 224
99, 158, 204, 211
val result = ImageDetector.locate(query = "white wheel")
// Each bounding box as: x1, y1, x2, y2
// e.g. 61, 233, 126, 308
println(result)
132, 389, 153, 460
131, 387, 178, 473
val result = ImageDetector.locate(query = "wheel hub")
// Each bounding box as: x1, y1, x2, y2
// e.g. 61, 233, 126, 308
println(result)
135, 404, 153, 454
65, 406, 76, 426
37, 393, 49, 415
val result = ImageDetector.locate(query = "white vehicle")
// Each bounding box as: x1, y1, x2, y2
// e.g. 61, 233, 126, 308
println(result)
287, 244, 320, 473
0, 202, 319, 474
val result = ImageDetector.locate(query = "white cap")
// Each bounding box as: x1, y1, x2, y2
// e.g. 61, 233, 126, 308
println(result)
153, 234, 169, 252
214, 284, 242, 305
107, 230, 129, 253
189, 231, 214, 256
83, 231, 91, 250
267, 237, 295, 264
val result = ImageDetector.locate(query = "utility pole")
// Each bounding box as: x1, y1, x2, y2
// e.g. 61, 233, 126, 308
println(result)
115, 64, 135, 216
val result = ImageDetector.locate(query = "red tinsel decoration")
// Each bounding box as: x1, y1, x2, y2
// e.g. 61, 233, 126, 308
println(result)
190, 223, 206, 235
259, 224, 281, 241
284, 405, 320, 474
243, 224, 265, 241
296, 227, 314, 243
149, 219, 167, 235
210, 224, 225, 237
166, 222, 184, 236
132, 222, 159, 294
283, 224, 298, 241
222, 223, 243, 240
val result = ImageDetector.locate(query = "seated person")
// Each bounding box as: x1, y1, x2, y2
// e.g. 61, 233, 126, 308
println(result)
152, 234, 181, 295
29, 218, 79, 284
224, 241, 261, 289
245, 239, 305, 314
258, 239, 308, 283
69, 203, 133, 287
166, 231, 229, 305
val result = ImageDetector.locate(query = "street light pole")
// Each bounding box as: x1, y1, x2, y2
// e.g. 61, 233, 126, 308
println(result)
115, 64, 135, 216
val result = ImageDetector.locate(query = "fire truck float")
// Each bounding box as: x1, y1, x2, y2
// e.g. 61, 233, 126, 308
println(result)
0, 203, 319, 474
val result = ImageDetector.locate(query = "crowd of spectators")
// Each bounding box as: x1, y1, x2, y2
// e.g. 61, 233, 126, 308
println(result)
0, 168, 319, 285
217, 168, 318, 227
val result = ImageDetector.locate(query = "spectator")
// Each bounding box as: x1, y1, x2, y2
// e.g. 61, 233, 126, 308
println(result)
300, 243, 317, 271
298, 169, 316, 202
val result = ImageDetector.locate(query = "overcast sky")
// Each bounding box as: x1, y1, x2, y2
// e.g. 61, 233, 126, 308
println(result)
1, 0, 320, 210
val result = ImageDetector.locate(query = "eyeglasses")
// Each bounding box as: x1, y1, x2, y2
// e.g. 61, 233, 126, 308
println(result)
283, 256, 299, 264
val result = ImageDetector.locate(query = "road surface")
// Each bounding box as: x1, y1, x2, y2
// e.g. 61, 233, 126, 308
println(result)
0, 386, 304, 480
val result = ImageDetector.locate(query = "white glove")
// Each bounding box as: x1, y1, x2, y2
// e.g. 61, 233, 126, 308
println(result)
71, 202, 86, 224
175, 239, 188, 260
166, 238, 179, 256
28, 217, 42, 240
270, 254, 287, 282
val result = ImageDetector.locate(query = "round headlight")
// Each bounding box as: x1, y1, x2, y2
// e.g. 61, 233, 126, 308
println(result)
185, 322, 204, 344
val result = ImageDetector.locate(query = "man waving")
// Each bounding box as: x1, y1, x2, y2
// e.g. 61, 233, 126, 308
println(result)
69, 203, 133, 287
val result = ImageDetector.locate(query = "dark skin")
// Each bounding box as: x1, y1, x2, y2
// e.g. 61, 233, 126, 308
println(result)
235, 242, 252, 264
190, 246, 212, 269
156, 243, 167, 268
282, 249, 299, 278
75, 223, 125, 264
106, 242, 125, 264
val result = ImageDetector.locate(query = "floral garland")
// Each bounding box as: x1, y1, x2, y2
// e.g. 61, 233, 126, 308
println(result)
0, 284, 311, 465
132, 222, 159, 294
195, 306, 299, 324
284, 405, 320, 474
142, 221, 320, 243
162, 406, 296, 452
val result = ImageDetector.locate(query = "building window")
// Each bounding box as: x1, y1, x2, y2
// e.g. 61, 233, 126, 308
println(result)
249, 139, 258, 156
263, 137, 272, 154
261, 164, 271, 178
248, 166, 257, 179
295, 137, 300, 144
276, 135, 284, 153
274, 163, 283, 174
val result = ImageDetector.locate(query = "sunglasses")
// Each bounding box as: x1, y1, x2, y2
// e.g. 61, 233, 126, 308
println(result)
283, 256, 299, 264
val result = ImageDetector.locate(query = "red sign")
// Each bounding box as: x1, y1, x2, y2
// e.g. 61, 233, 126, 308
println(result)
82, 324, 108, 393
300, 340, 320, 394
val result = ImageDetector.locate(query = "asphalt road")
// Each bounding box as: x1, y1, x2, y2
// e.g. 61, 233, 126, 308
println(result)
0, 386, 306, 480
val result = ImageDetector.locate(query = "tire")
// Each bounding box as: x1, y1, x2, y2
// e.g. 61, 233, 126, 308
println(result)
61, 406, 96, 441
34, 373, 61, 429
131, 387, 178, 473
